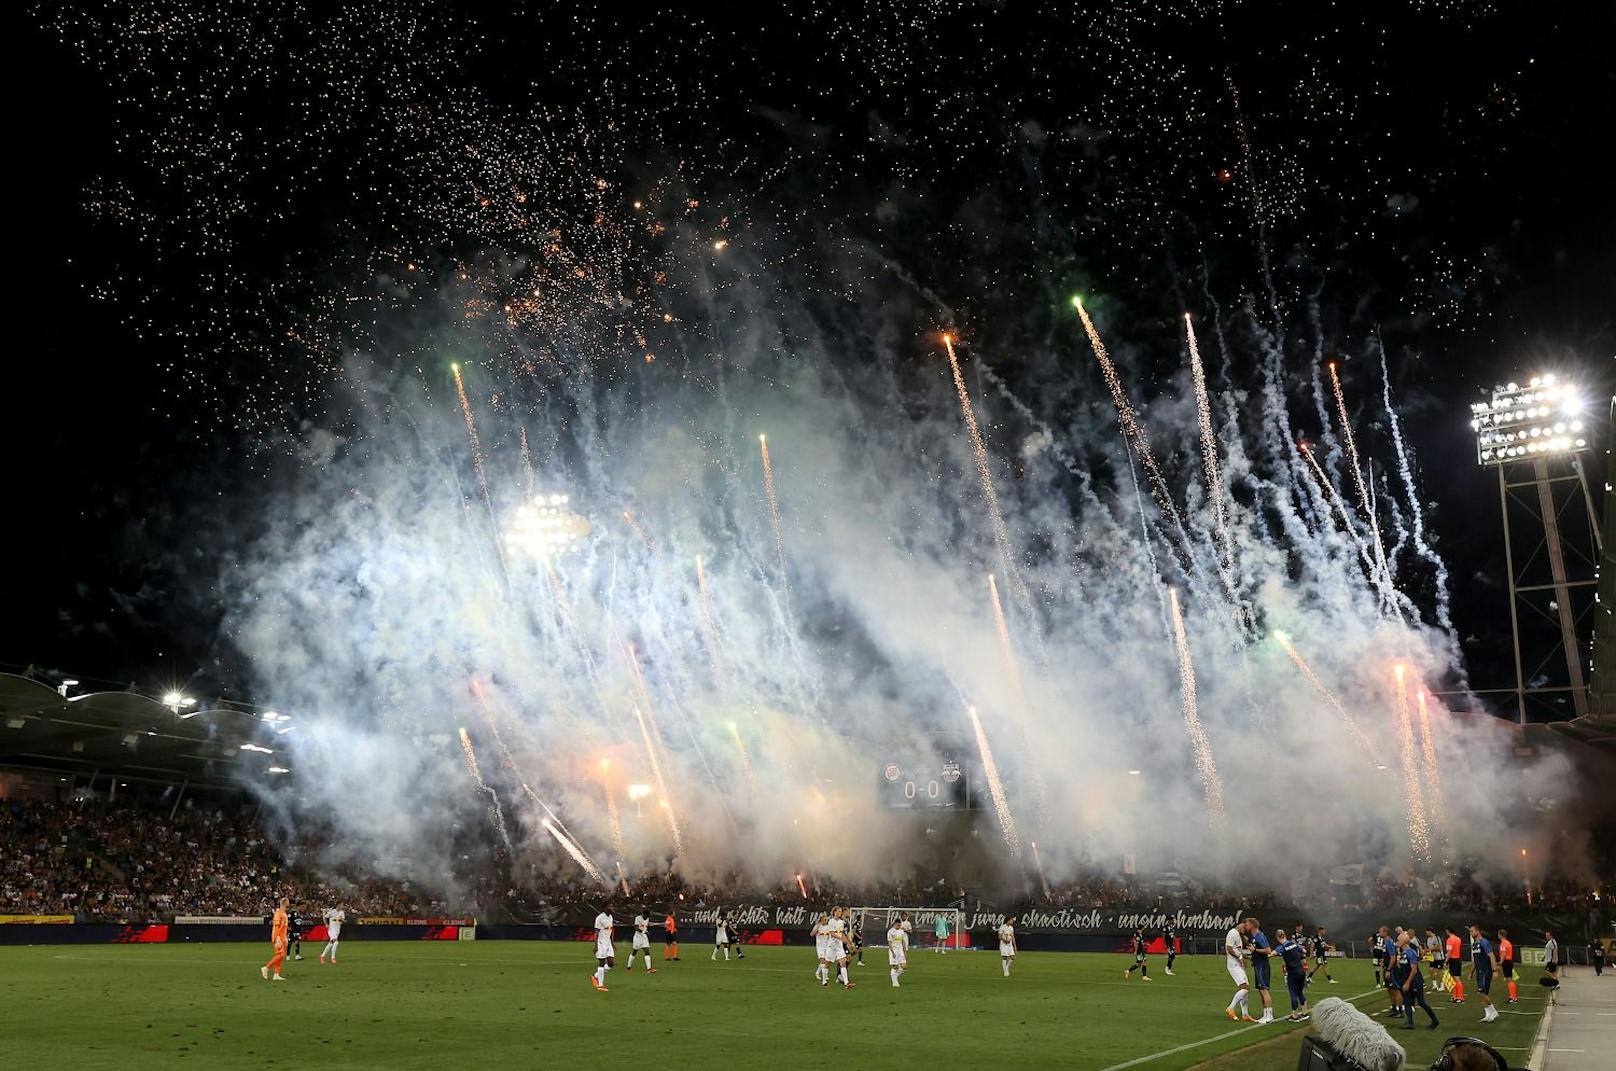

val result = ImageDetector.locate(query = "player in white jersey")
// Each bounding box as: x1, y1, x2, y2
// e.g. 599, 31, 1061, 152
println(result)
711, 912, 732, 961
591, 906, 615, 992
887, 922, 909, 987
997, 916, 1018, 977
814, 913, 837, 986
1224, 918, 1257, 1021
825, 907, 857, 988
319, 907, 345, 964
627, 909, 657, 973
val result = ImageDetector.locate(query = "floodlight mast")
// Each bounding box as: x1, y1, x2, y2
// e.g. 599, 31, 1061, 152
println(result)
1471, 374, 1602, 723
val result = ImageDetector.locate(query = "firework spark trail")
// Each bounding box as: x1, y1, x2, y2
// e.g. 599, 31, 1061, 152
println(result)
795, 873, 809, 899
1415, 687, 1446, 843
1297, 440, 1371, 554
616, 860, 631, 898
758, 434, 790, 602
541, 818, 611, 885
622, 509, 655, 551
631, 704, 684, 856
965, 704, 1021, 858
695, 555, 723, 668
650, 667, 742, 839
1030, 839, 1052, 900
988, 573, 1047, 818
1327, 362, 1395, 604
1392, 665, 1432, 860
542, 563, 617, 728
1075, 301, 1194, 566
1166, 589, 1225, 823
1185, 314, 1234, 567
623, 643, 676, 774
468, 678, 577, 840
941, 334, 1025, 608
512, 780, 603, 880
728, 721, 757, 793
451, 363, 492, 513
518, 425, 535, 497
599, 762, 626, 859
1378, 342, 1454, 631
1122, 437, 1171, 635
457, 727, 513, 851
1272, 632, 1382, 762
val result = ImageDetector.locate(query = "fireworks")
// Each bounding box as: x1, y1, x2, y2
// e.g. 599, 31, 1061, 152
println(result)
1391, 665, 1432, 860
695, 555, 723, 663
1326, 362, 1395, 605
1272, 631, 1382, 762
1166, 589, 1225, 823
451, 363, 492, 514
758, 434, 789, 584
728, 721, 756, 792
1185, 314, 1232, 567
457, 727, 513, 851
942, 334, 1021, 602
518, 425, 536, 496
632, 704, 684, 856
622, 509, 655, 551
987, 573, 1045, 816
1074, 300, 1190, 559
1416, 688, 1446, 845
965, 704, 1021, 858
541, 818, 611, 886
599, 759, 626, 858
1030, 840, 1052, 900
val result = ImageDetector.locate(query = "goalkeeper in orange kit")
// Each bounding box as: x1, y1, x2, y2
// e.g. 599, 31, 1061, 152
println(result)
261, 897, 290, 982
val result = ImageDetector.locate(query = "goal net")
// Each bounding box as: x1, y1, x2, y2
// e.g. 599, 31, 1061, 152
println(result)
851, 906, 969, 950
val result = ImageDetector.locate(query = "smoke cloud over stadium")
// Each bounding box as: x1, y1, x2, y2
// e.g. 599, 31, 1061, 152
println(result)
220, 204, 1568, 902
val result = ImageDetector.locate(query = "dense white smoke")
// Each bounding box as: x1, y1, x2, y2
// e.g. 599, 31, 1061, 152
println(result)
224, 221, 1566, 905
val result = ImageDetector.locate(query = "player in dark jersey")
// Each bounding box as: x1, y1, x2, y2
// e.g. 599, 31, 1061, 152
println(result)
1124, 928, 1151, 980
287, 909, 305, 961
1467, 924, 1500, 1024
1308, 927, 1336, 984
1163, 924, 1178, 976
1394, 931, 1440, 1030
845, 914, 860, 966
1370, 932, 1384, 988
1275, 929, 1311, 1021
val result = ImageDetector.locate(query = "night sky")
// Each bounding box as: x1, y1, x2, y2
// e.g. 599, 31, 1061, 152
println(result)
9, 1, 1614, 712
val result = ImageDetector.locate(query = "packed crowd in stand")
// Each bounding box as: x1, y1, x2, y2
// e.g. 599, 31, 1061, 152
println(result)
3, 795, 1608, 932
0, 799, 430, 921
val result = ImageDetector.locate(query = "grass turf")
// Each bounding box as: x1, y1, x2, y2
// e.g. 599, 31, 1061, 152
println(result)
0, 942, 1547, 1069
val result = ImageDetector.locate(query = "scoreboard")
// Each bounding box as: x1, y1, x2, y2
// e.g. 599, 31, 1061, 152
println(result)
879, 756, 970, 810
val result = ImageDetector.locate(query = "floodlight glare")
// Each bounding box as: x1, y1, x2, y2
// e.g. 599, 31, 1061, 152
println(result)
1472, 377, 1592, 467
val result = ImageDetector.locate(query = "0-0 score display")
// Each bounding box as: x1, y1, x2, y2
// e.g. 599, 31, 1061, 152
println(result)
880, 758, 969, 810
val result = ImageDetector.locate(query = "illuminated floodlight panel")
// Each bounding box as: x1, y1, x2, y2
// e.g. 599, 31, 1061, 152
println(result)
1470, 374, 1589, 466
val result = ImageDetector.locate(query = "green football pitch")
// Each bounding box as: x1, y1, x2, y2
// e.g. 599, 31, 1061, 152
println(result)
0, 942, 1547, 1069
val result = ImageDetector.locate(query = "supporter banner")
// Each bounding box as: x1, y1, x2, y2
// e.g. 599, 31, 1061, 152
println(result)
0, 914, 73, 924
359, 916, 476, 926
547, 902, 1247, 935
176, 916, 262, 925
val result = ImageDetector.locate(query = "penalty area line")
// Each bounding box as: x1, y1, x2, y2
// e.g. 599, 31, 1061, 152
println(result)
1096, 988, 1380, 1071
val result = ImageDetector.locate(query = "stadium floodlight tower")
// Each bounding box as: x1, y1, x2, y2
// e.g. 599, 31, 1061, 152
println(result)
1471, 374, 1605, 723
505, 493, 592, 560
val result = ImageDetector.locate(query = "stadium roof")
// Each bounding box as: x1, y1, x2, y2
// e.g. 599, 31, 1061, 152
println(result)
0, 674, 291, 789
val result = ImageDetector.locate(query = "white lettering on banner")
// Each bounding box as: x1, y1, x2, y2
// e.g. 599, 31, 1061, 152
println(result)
657, 904, 1245, 933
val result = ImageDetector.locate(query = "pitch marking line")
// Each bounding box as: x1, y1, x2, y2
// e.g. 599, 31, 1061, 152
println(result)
1097, 989, 1381, 1071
